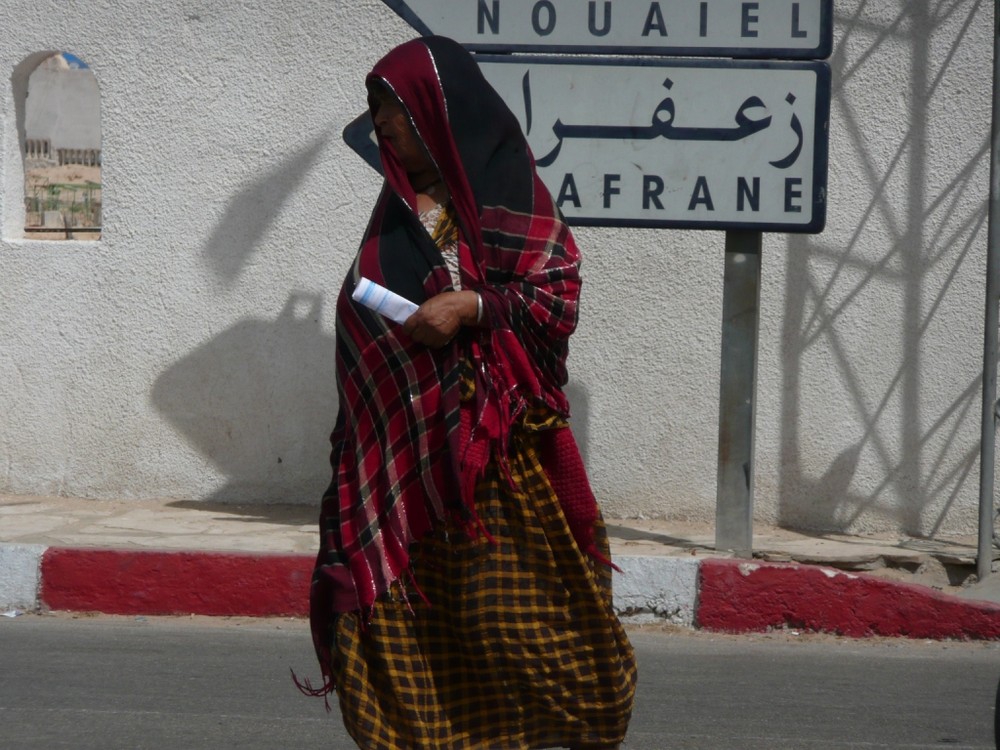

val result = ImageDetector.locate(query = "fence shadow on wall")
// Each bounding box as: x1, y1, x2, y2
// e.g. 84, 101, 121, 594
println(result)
777, 1, 987, 537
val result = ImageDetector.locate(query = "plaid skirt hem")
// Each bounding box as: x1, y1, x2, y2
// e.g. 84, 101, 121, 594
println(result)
325, 425, 637, 750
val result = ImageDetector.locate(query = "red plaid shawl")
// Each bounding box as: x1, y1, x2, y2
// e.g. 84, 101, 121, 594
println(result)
310, 38, 600, 626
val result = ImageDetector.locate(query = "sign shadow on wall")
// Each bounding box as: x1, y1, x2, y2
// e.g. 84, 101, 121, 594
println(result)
151, 292, 337, 504
152, 325, 592, 509
202, 130, 333, 285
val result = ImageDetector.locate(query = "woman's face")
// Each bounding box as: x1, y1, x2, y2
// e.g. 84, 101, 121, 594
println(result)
370, 88, 433, 176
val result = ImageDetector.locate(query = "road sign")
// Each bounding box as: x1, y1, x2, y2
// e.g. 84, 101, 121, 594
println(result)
383, 0, 833, 59
346, 56, 830, 233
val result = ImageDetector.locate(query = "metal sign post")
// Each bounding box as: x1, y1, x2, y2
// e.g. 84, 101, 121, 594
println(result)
716, 231, 762, 555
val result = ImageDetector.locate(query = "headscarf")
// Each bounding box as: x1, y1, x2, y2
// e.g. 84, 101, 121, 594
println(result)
310, 37, 589, 626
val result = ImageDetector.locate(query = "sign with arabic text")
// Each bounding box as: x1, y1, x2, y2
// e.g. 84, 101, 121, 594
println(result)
383, 0, 833, 59
483, 56, 829, 232
346, 56, 830, 232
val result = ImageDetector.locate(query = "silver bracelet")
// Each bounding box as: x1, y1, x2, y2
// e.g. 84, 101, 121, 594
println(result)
476, 292, 483, 323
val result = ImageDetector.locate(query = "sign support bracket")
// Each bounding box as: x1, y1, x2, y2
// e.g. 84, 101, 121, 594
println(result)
715, 230, 762, 557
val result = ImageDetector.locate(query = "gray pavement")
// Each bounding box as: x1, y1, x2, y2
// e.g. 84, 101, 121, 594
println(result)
2, 614, 999, 749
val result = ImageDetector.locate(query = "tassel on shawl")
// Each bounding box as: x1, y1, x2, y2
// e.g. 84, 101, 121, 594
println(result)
457, 399, 498, 545
292, 669, 334, 712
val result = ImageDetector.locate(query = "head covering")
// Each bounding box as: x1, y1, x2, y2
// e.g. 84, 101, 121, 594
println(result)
310, 37, 584, 621
366, 36, 533, 263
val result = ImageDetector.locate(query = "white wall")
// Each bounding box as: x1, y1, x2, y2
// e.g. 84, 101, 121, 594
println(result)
0, 1, 992, 538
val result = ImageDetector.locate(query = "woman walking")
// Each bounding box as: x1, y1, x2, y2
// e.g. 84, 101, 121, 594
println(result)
302, 36, 637, 750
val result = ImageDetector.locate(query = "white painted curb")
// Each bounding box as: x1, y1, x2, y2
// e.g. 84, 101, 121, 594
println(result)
0, 544, 46, 611
612, 556, 700, 626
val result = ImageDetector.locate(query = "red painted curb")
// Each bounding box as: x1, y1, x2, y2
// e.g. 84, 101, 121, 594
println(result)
39, 548, 314, 617
698, 558, 1000, 639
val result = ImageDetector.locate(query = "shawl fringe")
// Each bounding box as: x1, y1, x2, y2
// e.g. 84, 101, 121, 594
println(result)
292, 668, 334, 712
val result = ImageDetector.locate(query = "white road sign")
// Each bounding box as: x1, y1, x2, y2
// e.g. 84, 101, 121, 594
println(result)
383, 0, 833, 59
345, 56, 830, 232
483, 56, 829, 231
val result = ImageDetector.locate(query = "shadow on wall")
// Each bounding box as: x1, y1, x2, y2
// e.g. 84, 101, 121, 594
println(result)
151, 292, 337, 504
152, 320, 589, 507
777, 2, 986, 536
202, 130, 333, 285
150, 129, 341, 504
564, 379, 592, 466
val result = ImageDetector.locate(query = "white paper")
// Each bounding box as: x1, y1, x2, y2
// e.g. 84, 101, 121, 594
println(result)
351, 277, 419, 325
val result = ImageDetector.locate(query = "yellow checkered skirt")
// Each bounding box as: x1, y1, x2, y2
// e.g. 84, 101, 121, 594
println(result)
327, 410, 637, 749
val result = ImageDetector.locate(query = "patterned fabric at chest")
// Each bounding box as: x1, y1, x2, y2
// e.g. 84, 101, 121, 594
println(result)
420, 201, 461, 289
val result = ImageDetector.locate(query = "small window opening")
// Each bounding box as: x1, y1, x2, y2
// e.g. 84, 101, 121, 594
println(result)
22, 52, 101, 240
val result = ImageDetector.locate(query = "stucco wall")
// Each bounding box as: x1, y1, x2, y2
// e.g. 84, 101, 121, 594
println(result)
0, 1, 992, 537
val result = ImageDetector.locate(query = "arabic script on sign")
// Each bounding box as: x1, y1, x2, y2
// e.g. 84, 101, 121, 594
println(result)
525, 76, 803, 170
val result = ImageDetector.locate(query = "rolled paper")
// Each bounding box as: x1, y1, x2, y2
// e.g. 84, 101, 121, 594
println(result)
351, 277, 419, 324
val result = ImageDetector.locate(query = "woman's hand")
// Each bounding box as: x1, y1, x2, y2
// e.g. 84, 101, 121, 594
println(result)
403, 290, 480, 348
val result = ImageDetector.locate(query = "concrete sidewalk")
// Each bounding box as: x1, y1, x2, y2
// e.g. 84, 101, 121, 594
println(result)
2, 494, 1000, 639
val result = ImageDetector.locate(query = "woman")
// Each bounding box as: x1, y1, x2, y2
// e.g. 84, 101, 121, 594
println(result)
303, 36, 637, 750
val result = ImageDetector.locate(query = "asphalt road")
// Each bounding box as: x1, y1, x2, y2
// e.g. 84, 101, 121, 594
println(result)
1, 614, 999, 749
